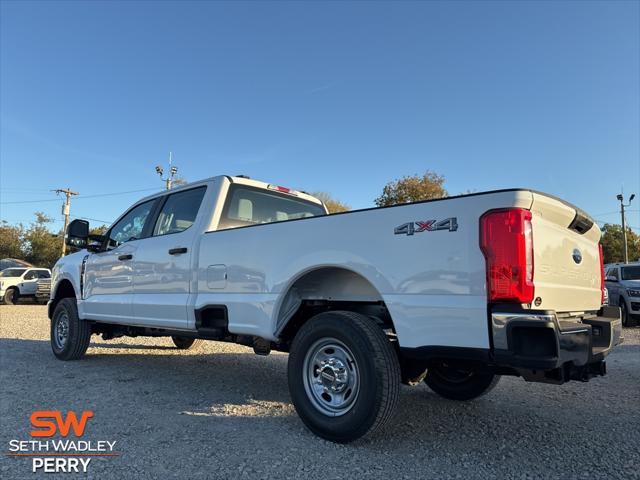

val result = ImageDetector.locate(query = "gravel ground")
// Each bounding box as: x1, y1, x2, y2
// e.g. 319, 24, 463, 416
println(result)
1, 305, 638, 479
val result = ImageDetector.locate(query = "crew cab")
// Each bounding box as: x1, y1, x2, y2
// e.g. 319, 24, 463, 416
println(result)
48, 175, 622, 442
1, 267, 51, 305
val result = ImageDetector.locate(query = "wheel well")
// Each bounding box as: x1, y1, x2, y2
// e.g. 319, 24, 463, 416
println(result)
48, 279, 76, 319
275, 267, 396, 345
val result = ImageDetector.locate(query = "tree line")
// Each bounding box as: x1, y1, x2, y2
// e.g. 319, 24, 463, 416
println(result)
1, 172, 637, 268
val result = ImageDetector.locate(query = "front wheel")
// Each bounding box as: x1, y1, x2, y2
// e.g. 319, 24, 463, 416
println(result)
51, 298, 92, 360
3, 288, 18, 305
425, 361, 500, 401
620, 300, 637, 327
288, 311, 400, 443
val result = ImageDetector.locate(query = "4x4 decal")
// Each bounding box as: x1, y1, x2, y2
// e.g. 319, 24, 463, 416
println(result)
394, 217, 458, 236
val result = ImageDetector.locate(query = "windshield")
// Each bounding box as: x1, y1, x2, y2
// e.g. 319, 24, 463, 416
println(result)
621, 266, 640, 281
0, 268, 26, 278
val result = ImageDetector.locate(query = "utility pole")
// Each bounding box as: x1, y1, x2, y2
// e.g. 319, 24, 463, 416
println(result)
54, 188, 79, 256
616, 192, 635, 264
155, 152, 179, 190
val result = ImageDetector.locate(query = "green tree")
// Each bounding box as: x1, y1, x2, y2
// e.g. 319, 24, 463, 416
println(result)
375, 171, 447, 207
601, 223, 640, 264
89, 224, 108, 236
0, 221, 25, 259
312, 192, 350, 213
23, 212, 62, 268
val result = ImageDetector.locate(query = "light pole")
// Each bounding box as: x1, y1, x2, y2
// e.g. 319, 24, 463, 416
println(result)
155, 152, 178, 190
617, 193, 635, 264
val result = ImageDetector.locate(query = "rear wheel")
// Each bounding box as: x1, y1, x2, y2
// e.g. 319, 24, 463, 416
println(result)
171, 336, 203, 350
288, 311, 400, 443
425, 361, 500, 401
51, 298, 92, 360
3, 288, 18, 305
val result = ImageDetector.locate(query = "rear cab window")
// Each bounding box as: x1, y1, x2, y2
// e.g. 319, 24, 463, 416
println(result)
219, 185, 326, 230
153, 186, 207, 236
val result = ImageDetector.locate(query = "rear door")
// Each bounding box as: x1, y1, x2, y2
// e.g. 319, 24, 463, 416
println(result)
530, 193, 602, 313
131, 186, 207, 328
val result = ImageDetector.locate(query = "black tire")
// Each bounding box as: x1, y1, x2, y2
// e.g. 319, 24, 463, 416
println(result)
288, 311, 400, 443
3, 288, 18, 305
620, 300, 636, 327
171, 336, 203, 350
425, 361, 500, 401
51, 298, 92, 360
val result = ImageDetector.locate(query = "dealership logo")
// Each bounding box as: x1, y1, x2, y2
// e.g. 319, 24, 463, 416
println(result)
6, 410, 118, 473
31, 411, 94, 438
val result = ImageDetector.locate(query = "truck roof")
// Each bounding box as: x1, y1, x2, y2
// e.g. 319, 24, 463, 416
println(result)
136, 175, 324, 207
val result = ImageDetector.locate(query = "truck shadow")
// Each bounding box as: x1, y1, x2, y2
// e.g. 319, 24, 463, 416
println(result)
1, 337, 638, 461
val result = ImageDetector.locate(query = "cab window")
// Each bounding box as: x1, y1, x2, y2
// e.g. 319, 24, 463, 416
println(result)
106, 200, 155, 249
608, 268, 619, 280
219, 185, 325, 229
23, 271, 38, 280
153, 187, 206, 236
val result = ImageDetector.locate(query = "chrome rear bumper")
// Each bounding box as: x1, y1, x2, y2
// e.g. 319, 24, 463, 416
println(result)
491, 306, 622, 382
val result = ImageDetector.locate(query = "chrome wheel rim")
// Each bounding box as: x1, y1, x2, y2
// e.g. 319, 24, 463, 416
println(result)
303, 338, 360, 416
54, 312, 69, 349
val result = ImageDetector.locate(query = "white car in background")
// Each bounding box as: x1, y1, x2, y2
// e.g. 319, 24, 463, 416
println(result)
0, 267, 52, 305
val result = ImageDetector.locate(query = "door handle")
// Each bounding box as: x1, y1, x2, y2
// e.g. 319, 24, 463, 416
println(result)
168, 247, 188, 255
118, 254, 133, 261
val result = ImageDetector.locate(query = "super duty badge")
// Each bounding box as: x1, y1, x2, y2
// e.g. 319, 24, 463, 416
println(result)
394, 217, 458, 236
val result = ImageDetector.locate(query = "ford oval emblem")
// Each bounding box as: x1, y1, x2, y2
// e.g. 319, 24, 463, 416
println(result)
572, 248, 582, 264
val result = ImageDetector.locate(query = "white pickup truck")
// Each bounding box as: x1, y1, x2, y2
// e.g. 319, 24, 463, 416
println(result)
1, 267, 51, 305
50, 175, 622, 442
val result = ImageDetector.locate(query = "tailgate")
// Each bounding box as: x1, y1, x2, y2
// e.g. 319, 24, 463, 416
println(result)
530, 193, 602, 313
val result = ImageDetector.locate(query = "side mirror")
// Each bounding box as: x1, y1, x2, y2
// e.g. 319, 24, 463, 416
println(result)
605, 276, 618, 282
87, 234, 105, 253
66, 219, 89, 248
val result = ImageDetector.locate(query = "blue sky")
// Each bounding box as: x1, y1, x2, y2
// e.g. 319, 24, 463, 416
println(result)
1, 0, 638, 232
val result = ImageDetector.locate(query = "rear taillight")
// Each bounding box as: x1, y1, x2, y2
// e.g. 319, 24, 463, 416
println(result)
480, 208, 534, 303
598, 243, 605, 304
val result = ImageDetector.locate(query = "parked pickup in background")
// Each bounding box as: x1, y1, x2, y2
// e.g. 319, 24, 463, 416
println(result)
605, 262, 640, 327
1, 267, 51, 305
48, 175, 622, 442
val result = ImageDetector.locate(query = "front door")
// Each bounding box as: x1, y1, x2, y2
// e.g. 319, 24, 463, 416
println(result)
132, 186, 207, 329
83, 199, 156, 323
19, 270, 40, 295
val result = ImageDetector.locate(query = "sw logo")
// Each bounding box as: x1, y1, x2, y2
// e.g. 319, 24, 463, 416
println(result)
30, 410, 94, 437
394, 217, 458, 236
8, 411, 118, 474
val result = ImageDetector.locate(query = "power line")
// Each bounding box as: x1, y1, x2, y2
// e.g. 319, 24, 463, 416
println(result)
71, 215, 113, 224
0, 187, 159, 205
